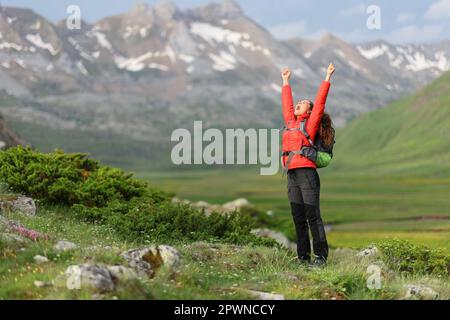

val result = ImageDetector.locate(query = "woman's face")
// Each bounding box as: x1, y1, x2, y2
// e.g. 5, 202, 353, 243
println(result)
295, 100, 312, 116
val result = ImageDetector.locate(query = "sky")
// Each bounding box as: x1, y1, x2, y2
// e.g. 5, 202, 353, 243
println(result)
1, 0, 449, 44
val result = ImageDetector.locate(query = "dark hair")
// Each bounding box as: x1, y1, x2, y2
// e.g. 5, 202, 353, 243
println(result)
319, 113, 334, 147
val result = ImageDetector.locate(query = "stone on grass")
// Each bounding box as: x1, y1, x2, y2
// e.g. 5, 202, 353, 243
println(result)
54, 240, 78, 252
356, 246, 378, 257
33, 255, 49, 264
0, 232, 29, 245
11, 196, 36, 216
251, 228, 296, 250
403, 285, 439, 300
243, 289, 285, 300
34, 280, 53, 288
222, 198, 251, 212
120, 245, 181, 277
65, 264, 115, 292
107, 266, 138, 282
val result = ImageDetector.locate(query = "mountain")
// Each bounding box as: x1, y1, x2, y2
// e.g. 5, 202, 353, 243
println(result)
0, 111, 23, 149
0, 1, 448, 167
331, 71, 450, 177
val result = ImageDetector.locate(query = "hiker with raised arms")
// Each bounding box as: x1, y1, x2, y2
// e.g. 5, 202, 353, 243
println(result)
280, 63, 336, 267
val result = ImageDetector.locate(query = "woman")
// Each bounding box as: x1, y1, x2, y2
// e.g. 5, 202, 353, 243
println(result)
281, 63, 335, 267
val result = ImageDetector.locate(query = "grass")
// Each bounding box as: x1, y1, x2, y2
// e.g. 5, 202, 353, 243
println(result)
1, 208, 449, 300
138, 168, 450, 252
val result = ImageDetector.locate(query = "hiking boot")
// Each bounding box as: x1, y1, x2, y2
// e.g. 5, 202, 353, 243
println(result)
310, 257, 327, 268
298, 256, 310, 267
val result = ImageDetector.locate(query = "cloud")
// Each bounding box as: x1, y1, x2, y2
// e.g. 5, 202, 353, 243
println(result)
339, 4, 366, 17
387, 23, 448, 43
268, 20, 307, 40
425, 0, 450, 20
396, 13, 416, 25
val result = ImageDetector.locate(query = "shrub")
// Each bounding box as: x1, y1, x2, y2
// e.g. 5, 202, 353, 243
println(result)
378, 239, 449, 277
0, 146, 154, 207
0, 146, 274, 246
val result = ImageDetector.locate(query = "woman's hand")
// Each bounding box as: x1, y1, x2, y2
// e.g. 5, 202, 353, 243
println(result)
325, 63, 335, 82
282, 68, 291, 86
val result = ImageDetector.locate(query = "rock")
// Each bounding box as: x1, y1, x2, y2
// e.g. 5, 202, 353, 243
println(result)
356, 246, 378, 257
33, 255, 49, 264
0, 232, 29, 245
65, 264, 115, 292
251, 228, 296, 250
222, 198, 251, 212
107, 265, 138, 282
120, 245, 181, 277
243, 289, 285, 300
0, 214, 9, 227
85, 245, 119, 252
11, 196, 36, 216
34, 280, 53, 288
403, 285, 439, 300
54, 240, 78, 252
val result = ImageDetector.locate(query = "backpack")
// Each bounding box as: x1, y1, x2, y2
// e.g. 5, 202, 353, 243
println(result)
281, 118, 335, 173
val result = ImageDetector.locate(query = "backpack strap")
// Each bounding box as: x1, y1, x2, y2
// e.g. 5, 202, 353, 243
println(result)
280, 119, 316, 176
300, 119, 314, 146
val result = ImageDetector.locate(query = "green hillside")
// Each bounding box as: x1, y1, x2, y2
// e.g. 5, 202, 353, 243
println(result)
331, 71, 450, 177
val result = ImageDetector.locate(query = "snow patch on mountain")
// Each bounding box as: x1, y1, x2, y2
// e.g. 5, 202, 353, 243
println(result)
0, 41, 25, 52
357, 44, 389, 60
115, 51, 172, 72
6, 17, 17, 24
31, 20, 41, 30
178, 54, 195, 63
208, 51, 236, 71
68, 37, 94, 61
334, 49, 345, 58
403, 51, 449, 72
190, 22, 270, 56
88, 31, 113, 51
76, 61, 89, 76
25, 34, 59, 55
14, 59, 26, 69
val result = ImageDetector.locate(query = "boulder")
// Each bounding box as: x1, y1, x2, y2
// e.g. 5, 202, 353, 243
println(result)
251, 228, 296, 250
11, 196, 36, 216
54, 240, 78, 252
0, 232, 29, 245
120, 245, 181, 277
33, 255, 49, 264
0, 195, 36, 216
65, 264, 115, 292
403, 285, 439, 300
356, 246, 378, 257
222, 198, 251, 212
107, 265, 138, 282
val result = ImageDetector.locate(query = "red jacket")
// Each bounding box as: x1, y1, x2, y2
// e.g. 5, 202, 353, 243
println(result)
281, 81, 331, 170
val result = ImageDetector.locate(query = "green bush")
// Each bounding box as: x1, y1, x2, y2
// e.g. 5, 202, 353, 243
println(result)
0, 146, 273, 246
0, 146, 154, 207
378, 239, 450, 277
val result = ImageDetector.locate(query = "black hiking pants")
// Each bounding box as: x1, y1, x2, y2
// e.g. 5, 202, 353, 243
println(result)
287, 168, 329, 261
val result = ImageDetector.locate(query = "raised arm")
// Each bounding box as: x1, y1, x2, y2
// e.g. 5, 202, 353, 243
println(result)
307, 63, 335, 140
281, 68, 295, 124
